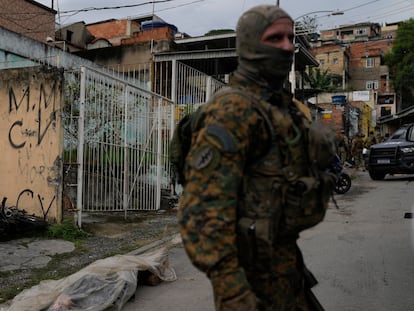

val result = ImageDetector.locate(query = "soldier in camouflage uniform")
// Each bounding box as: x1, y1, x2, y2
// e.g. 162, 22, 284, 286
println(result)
351, 134, 365, 169
178, 5, 336, 311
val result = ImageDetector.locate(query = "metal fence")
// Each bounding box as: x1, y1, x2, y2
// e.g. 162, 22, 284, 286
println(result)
62, 62, 224, 225
173, 60, 224, 119
63, 67, 173, 226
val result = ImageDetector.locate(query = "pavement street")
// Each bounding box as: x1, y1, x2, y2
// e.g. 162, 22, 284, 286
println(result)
0, 238, 75, 272
0, 236, 214, 311
123, 244, 214, 311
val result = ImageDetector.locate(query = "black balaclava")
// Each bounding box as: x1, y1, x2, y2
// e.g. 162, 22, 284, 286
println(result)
235, 5, 294, 91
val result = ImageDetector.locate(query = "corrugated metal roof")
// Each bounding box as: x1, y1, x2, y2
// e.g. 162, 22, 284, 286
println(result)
153, 49, 236, 61
174, 33, 236, 44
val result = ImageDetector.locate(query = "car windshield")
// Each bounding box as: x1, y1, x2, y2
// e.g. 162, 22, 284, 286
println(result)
389, 127, 407, 140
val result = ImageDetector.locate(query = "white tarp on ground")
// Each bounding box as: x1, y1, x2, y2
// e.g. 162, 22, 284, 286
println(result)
6, 247, 177, 311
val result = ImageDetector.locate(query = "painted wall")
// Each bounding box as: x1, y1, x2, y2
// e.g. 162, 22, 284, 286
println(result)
0, 66, 63, 222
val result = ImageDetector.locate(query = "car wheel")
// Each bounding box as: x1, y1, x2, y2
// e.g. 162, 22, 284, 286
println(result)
368, 170, 386, 180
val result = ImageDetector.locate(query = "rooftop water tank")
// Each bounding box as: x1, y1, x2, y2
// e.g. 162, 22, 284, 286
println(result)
141, 20, 178, 34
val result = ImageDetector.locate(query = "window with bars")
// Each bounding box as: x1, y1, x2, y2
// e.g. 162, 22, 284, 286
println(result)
366, 80, 378, 90
366, 57, 375, 68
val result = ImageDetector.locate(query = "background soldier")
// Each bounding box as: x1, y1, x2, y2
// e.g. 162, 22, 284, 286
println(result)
352, 133, 365, 170
364, 131, 378, 148
336, 130, 349, 163
177, 5, 335, 310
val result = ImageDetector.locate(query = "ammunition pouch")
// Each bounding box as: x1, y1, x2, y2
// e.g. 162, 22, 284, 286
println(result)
237, 171, 336, 265
283, 172, 335, 233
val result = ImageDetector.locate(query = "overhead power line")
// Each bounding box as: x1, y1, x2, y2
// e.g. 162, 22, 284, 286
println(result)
319, 0, 414, 29
60, 0, 205, 14
56, 0, 206, 24
341, 0, 381, 13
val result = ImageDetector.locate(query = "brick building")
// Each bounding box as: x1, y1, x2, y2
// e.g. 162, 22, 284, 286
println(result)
311, 22, 393, 94
311, 44, 350, 90
0, 0, 56, 43
85, 16, 177, 47
348, 40, 393, 92
348, 39, 396, 120
87, 19, 141, 46
308, 21, 400, 135
320, 22, 381, 44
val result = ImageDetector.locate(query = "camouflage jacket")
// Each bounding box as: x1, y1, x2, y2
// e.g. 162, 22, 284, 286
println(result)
177, 74, 331, 305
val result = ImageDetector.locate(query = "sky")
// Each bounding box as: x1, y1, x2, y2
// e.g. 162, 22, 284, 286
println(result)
36, 0, 414, 37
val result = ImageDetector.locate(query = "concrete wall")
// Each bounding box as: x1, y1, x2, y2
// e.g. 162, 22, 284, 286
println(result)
0, 24, 98, 70
0, 66, 63, 222
56, 21, 94, 52
314, 48, 347, 75
75, 40, 169, 68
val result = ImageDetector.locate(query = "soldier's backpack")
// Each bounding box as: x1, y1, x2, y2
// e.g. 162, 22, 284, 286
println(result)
169, 85, 281, 186
168, 87, 334, 187
169, 104, 207, 186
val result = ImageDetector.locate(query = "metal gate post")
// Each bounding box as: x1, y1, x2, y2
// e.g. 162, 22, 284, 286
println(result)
156, 97, 163, 210
123, 84, 130, 218
76, 67, 86, 228
170, 59, 177, 137
206, 76, 212, 102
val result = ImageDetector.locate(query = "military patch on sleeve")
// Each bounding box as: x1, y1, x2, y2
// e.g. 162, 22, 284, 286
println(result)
192, 146, 221, 172
206, 125, 237, 153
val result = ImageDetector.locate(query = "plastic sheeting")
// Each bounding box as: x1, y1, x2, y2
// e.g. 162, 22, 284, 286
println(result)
6, 247, 177, 311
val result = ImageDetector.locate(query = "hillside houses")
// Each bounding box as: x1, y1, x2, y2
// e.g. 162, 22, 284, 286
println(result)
309, 21, 413, 136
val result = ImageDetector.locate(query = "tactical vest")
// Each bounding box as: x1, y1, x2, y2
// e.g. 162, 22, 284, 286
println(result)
236, 91, 335, 267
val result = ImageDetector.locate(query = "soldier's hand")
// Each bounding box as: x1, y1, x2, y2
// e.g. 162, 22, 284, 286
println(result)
218, 290, 257, 311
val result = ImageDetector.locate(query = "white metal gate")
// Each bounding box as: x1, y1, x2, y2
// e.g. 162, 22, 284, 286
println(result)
62, 62, 224, 226
63, 66, 172, 226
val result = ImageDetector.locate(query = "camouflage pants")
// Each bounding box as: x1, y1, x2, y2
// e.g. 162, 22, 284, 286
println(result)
352, 151, 363, 169
244, 242, 310, 311
338, 147, 347, 163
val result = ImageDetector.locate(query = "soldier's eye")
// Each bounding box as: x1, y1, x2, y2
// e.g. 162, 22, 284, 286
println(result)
267, 34, 283, 42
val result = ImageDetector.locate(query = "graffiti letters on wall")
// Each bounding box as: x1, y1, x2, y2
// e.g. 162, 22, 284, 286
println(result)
0, 67, 63, 221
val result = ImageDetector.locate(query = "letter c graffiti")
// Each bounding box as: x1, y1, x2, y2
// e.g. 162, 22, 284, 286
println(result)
9, 120, 26, 149
16, 189, 34, 209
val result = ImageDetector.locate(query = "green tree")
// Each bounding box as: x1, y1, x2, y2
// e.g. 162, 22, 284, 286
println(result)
308, 67, 335, 92
204, 29, 234, 36
385, 19, 414, 108
295, 16, 318, 40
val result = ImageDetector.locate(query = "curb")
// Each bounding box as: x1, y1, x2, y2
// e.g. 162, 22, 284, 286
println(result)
127, 233, 182, 256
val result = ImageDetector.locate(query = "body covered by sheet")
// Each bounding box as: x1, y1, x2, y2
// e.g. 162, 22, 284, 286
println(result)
6, 247, 177, 311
